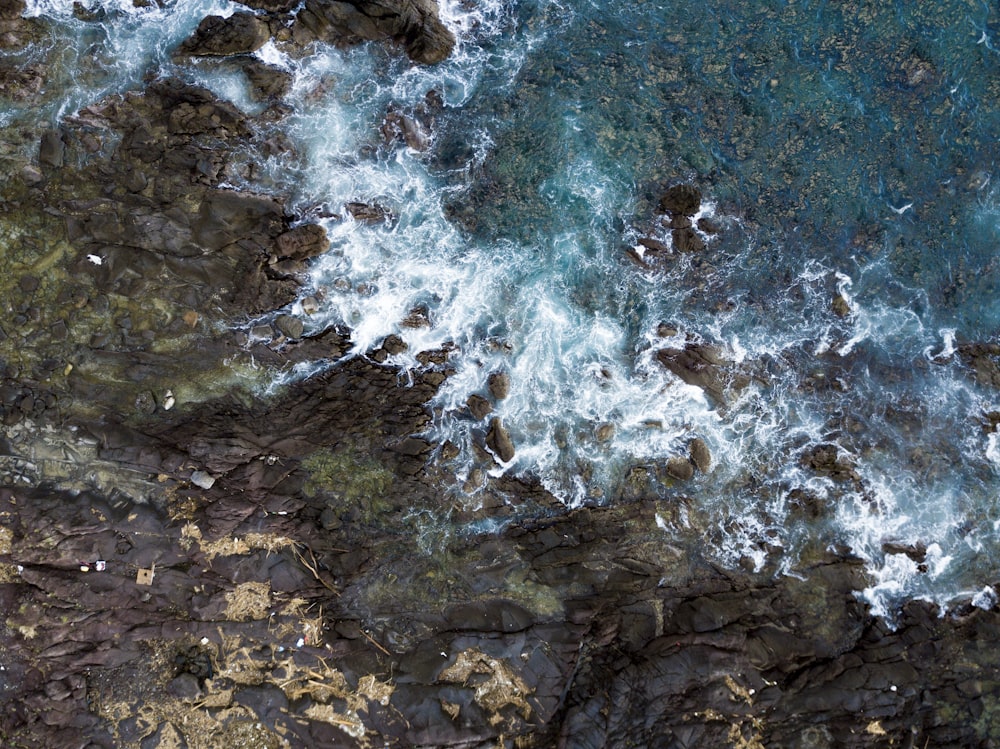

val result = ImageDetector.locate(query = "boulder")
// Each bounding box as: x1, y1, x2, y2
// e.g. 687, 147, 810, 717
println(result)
832, 294, 851, 317
488, 372, 510, 400
466, 394, 492, 420
39, 129, 64, 168
595, 423, 615, 443
177, 12, 271, 57
486, 417, 515, 463
688, 437, 711, 472
275, 223, 329, 260
664, 455, 694, 481
382, 108, 430, 150
275, 314, 304, 339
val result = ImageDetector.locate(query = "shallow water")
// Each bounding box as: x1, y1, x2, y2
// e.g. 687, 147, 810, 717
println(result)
15, 0, 1000, 618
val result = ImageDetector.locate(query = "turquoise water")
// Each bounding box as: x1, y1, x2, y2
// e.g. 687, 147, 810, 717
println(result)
14, 0, 1000, 617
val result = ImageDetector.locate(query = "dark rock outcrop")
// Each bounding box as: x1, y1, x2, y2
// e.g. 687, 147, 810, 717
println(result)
958, 341, 1000, 388
486, 416, 515, 462
656, 340, 746, 406
294, 0, 456, 64
177, 12, 271, 57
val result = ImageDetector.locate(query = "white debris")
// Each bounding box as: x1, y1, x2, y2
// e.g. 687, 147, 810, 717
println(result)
190, 470, 216, 490
86, 254, 103, 265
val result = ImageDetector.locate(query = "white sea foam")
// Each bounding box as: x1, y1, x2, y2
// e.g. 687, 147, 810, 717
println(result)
972, 586, 997, 611
18, 0, 229, 122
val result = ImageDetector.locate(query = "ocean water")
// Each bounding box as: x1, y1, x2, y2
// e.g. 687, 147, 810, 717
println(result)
14, 0, 1000, 619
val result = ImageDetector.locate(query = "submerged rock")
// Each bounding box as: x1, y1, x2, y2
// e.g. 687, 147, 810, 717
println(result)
800, 442, 861, 484
382, 107, 431, 150
346, 201, 394, 224
958, 342, 1000, 388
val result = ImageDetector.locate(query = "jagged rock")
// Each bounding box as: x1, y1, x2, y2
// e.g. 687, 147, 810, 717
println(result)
958, 342, 1000, 388
382, 107, 430, 150
294, 0, 456, 64
382, 334, 408, 355
637, 236, 670, 254
659, 183, 701, 216
402, 306, 431, 328
671, 226, 705, 253
688, 437, 711, 472
486, 417, 515, 462
595, 423, 615, 442
656, 341, 743, 406
488, 372, 510, 400
466, 393, 492, 420
243, 59, 294, 101
346, 201, 393, 224
178, 12, 270, 57
275, 223, 330, 260
800, 442, 861, 483
882, 541, 927, 564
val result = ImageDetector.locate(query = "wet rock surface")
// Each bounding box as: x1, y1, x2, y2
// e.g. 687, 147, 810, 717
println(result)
3, 477, 999, 748
294, 0, 456, 64
177, 12, 271, 57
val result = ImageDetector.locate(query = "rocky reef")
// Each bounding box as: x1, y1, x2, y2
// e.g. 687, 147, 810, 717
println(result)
0, 3, 998, 748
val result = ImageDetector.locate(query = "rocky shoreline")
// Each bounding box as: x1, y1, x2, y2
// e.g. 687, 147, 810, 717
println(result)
0, 2, 999, 747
